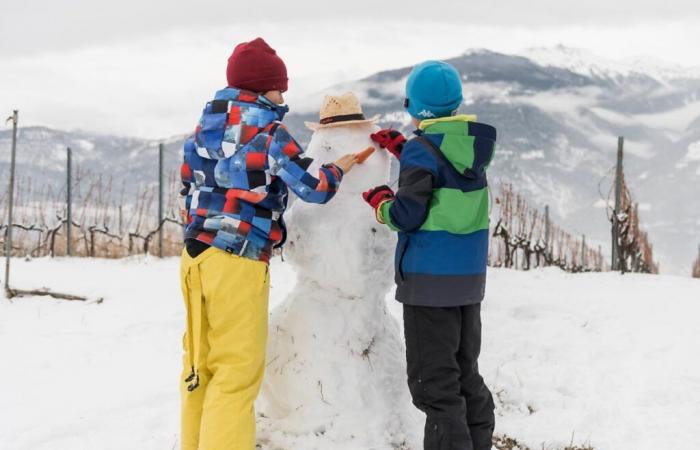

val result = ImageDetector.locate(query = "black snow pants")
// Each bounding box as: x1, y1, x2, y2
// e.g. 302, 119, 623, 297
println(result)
403, 303, 495, 450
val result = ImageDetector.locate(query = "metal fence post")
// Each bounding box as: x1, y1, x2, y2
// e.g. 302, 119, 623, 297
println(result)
158, 143, 164, 258
612, 137, 624, 271
4, 110, 18, 295
66, 147, 72, 256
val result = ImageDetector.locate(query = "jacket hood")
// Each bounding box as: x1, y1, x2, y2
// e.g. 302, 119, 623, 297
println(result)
194, 88, 288, 160
420, 115, 496, 177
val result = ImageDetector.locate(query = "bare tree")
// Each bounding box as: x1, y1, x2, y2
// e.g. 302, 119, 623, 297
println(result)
692, 245, 700, 279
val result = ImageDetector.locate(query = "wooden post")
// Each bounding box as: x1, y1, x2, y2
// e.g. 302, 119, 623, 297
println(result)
4, 110, 18, 296
158, 143, 164, 258
612, 137, 624, 271
544, 204, 550, 250
66, 147, 72, 256
632, 202, 640, 270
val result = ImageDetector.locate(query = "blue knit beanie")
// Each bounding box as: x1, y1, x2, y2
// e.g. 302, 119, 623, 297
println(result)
405, 60, 463, 119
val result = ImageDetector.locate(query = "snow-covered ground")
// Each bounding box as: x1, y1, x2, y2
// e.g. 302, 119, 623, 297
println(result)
1, 257, 699, 450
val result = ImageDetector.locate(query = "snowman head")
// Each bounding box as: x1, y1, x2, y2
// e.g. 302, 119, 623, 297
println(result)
305, 122, 392, 197
302, 92, 393, 193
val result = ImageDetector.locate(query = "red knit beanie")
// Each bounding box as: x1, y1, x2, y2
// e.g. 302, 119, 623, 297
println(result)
226, 37, 288, 93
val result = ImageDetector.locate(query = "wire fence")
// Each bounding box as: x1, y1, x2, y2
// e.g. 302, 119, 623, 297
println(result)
2, 173, 609, 273
1, 124, 659, 278
0, 170, 184, 258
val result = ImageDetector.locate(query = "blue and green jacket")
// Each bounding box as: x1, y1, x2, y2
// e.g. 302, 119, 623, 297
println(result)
378, 115, 496, 306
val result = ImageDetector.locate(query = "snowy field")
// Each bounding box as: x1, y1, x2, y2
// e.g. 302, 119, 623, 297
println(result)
1, 256, 699, 450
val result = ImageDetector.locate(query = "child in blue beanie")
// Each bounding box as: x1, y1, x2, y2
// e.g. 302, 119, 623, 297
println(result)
363, 60, 496, 450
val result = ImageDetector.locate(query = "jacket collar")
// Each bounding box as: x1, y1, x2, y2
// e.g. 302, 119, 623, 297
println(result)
213, 87, 289, 121
418, 114, 477, 132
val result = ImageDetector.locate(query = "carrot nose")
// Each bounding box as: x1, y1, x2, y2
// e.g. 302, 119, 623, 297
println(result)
355, 146, 376, 164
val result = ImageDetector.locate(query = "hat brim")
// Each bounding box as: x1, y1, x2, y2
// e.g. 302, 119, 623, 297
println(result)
304, 114, 380, 131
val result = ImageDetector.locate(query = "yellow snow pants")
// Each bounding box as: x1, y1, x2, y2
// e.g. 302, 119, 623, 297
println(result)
179, 247, 270, 450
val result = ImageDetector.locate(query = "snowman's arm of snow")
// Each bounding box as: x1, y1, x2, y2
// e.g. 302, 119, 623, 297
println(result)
378, 140, 437, 232
267, 123, 343, 204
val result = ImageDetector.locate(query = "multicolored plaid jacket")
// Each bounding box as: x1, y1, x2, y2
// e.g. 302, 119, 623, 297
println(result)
377, 115, 496, 306
180, 88, 344, 263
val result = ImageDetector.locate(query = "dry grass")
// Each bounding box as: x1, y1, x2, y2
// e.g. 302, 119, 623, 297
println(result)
493, 434, 594, 450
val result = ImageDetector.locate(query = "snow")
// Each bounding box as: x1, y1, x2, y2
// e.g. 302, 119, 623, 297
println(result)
633, 101, 700, 133
484, 269, 700, 449
520, 150, 545, 160
76, 139, 95, 151
2, 258, 700, 449
689, 142, 700, 161
677, 141, 700, 169
524, 45, 700, 82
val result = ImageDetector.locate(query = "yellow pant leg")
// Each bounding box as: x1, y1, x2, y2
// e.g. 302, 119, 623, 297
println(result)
186, 248, 270, 450
180, 318, 213, 450
180, 249, 214, 450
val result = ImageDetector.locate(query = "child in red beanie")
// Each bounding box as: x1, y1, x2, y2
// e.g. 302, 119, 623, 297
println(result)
178, 37, 357, 450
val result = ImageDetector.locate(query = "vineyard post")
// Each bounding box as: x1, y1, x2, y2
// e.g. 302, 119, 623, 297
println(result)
4, 110, 18, 296
158, 143, 164, 258
544, 204, 550, 249
632, 202, 640, 270
612, 136, 624, 271
66, 147, 72, 256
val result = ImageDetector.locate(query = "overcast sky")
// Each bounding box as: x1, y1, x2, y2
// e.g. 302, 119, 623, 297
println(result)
2, 0, 700, 138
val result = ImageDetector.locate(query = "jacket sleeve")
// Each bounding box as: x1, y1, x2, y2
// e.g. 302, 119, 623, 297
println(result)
266, 123, 343, 204
179, 137, 196, 224
378, 139, 437, 232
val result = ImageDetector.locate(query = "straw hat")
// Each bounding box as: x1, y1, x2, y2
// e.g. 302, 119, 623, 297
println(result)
304, 92, 380, 130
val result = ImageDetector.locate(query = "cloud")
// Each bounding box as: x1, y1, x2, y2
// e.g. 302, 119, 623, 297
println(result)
2, 0, 700, 57
1, 18, 700, 138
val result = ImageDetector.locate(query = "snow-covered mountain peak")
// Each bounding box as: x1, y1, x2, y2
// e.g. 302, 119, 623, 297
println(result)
524, 44, 700, 82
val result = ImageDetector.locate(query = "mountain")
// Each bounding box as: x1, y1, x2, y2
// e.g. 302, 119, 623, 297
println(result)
289, 46, 700, 274
2, 46, 699, 273
0, 127, 185, 208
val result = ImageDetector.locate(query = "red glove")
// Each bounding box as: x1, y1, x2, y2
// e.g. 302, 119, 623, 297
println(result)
370, 129, 406, 159
362, 185, 395, 209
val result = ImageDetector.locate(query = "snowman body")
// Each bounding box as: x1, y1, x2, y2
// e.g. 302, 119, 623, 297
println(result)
258, 123, 421, 448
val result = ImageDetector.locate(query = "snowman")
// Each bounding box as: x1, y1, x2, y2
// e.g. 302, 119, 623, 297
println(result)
258, 93, 421, 449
